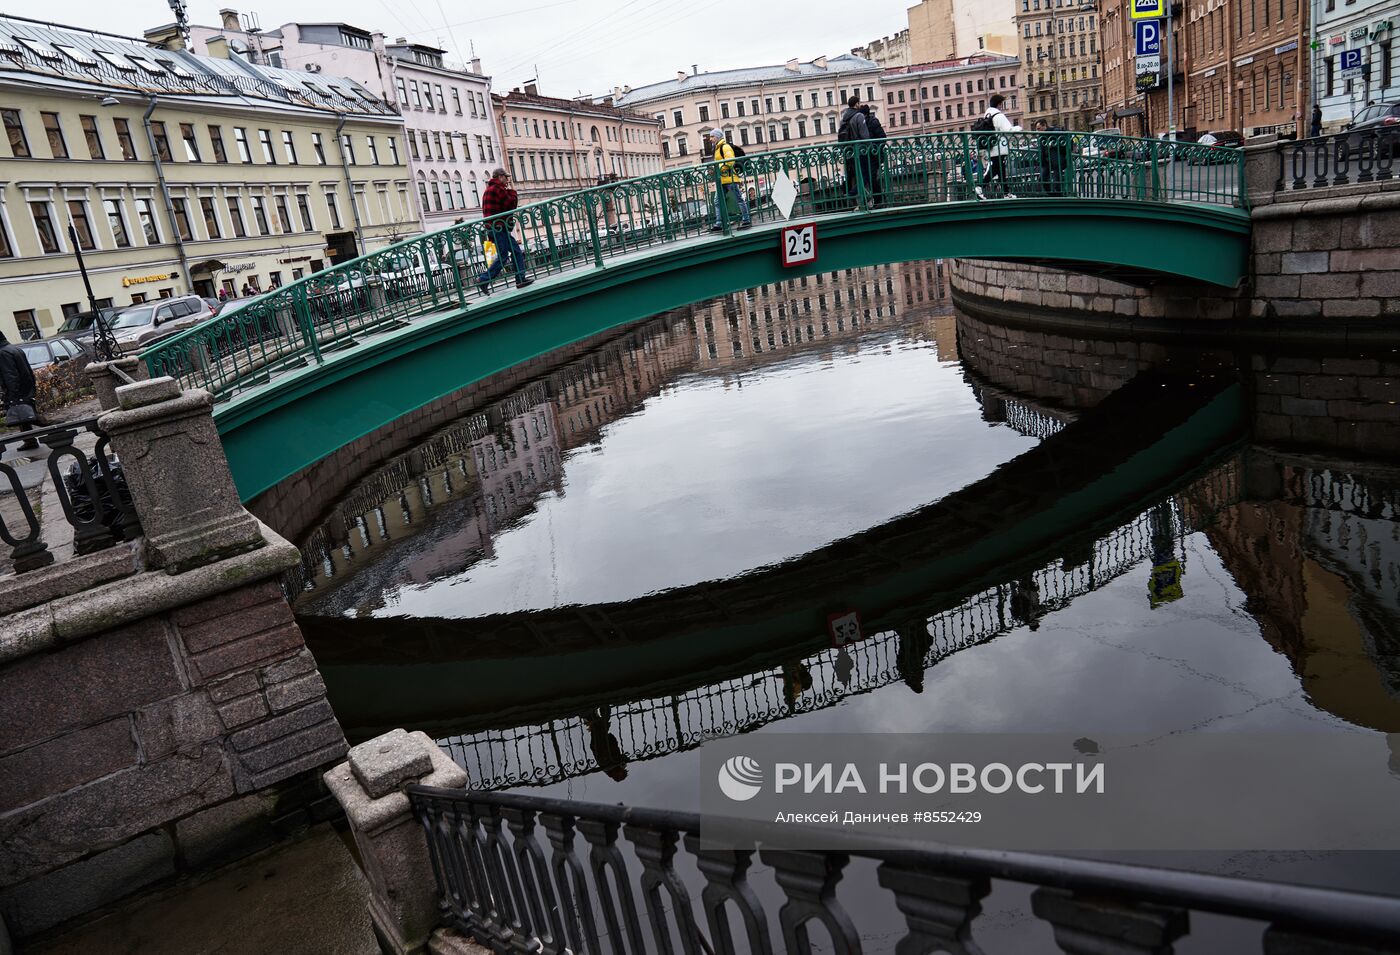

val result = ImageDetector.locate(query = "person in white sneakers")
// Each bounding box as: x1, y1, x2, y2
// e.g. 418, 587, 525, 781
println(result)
974, 94, 1021, 200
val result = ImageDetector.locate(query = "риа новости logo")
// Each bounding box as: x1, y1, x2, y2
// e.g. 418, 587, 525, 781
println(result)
717, 755, 764, 801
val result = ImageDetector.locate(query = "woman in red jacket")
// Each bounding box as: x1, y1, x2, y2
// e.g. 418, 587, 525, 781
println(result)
476, 168, 534, 292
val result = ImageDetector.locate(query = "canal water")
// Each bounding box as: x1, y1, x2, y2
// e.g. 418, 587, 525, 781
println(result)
291, 259, 1400, 948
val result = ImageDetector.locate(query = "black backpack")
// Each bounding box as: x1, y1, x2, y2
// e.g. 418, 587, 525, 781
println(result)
729, 143, 746, 158
837, 113, 854, 142
971, 110, 998, 134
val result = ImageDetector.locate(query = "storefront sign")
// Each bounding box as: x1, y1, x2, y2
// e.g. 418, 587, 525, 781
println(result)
222, 262, 256, 274
1275, 41, 1298, 54
1330, 35, 1346, 45
1204, 68, 1218, 77
277, 255, 313, 264
121, 273, 171, 287
1373, 20, 1393, 38
1235, 55, 1255, 66
1351, 26, 1370, 39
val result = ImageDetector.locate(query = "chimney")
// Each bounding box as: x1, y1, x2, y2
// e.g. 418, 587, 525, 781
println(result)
395, 36, 406, 43
691, 64, 698, 75
613, 85, 622, 98
524, 82, 538, 96
219, 8, 239, 31
143, 24, 185, 51
205, 35, 231, 58
785, 57, 800, 72
676, 70, 687, 83
470, 57, 482, 74
814, 55, 828, 69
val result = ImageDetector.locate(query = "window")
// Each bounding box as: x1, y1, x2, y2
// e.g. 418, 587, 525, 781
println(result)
341, 134, 356, 165
409, 134, 420, 161
225, 196, 246, 237
31, 201, 59, 253
3, 109, 28, 157
234, 127, 252, 163
258, 129, 275, 164
13, 310, 38, 341
396, 78, 408, 105
673, 108, 683, 127
325, 192, 342, 229
296, 193, 314, 231
435, 85, 446, 111
433, 132, 444, 160
136, 198, 160, 243
250, 196, 271, 235
178, 122, 200, 161
452, 88, 462, 113
698, 104, 710, 122
281, 130, 297, 164
41, 111, 67, 158
367, 136, 380, 165
312, 132, 327, 164
445, 135, 455, 161
411, 80, 422, 108
171, 197, 193, 241
208, 125, 227, 162
199, 197, 220, 238
78, 115, 104, 159
67, 200, 95, 250
274, 195, 291, 234
388, 136, 400, 164
150, 121, 171, 161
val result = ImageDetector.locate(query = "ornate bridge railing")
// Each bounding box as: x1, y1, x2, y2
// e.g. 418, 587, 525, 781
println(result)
406, 785, 1400, 954
140, 132, 1245, 402
442, 464, 1235, 791
1273, 128, 1398, 192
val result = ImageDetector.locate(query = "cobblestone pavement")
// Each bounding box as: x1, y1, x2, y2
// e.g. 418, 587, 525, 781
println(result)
26, 824, 377, 955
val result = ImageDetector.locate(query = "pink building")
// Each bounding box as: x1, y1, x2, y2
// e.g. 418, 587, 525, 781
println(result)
878, 54, 1023, 135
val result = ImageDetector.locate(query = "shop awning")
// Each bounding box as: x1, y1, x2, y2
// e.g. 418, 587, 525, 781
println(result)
1114, 107, 1145, 119
189, 258, 225, 274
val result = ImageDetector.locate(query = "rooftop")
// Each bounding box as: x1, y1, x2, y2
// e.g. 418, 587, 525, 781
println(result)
882, 54, 1020, 79
0, 13, 397, 116
615, 54, 881, 106
494, 88, 659, 124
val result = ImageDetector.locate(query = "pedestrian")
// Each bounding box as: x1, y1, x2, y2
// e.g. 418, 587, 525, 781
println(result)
475, 167, 533, 293
706, 127, 752, 232
837, 95, 871, 205
217, 288, 228, 301
974, 93, 1021, 200
0, 330, 39, 451
1310, 103, 1323, 138
859, 104, 887, 206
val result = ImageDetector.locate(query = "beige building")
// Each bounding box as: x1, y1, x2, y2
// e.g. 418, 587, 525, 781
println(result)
0, 16, 417, 343
615, 55, 884, 171
880, 55, 1024, 134
1016, 0, 1103, 130
908, 0, 1020, 64
493, 84, 663, 203
853, 31, 914, 68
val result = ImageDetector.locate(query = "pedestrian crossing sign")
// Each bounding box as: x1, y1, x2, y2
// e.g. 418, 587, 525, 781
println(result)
1131, 0, 1165, 19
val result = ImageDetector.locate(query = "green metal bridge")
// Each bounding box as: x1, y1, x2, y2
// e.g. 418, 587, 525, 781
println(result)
139, 132, 1251, 501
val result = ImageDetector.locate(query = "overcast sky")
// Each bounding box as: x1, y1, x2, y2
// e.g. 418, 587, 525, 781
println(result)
22, 0, 908, 99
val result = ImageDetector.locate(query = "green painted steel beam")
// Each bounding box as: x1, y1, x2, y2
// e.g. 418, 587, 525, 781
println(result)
217, 199, 1251, 501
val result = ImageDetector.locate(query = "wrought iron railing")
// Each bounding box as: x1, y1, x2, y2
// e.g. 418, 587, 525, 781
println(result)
141, 132, 1245, 402
1274, 128, 1398, 191
407, 785, 1400, 954
0, 417, 141, 574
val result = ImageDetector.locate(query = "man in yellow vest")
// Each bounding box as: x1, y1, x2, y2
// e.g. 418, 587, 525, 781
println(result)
705, 127, 752, 233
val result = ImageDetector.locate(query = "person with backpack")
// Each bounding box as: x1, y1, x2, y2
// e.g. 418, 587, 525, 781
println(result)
476, 167, 534, 292
859, 104, 888, 207
0, 330, 39, 451
706, 127, 752, 232
974, 94, 1020, 200
837, 95, 871, 205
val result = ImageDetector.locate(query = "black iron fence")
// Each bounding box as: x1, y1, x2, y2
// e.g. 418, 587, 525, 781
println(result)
1275, 128, 1397, 192
407, 786, 1400, 954
0, 417, 140, 574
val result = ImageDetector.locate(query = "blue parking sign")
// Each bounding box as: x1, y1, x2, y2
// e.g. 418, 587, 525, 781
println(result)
1135, 20, 1161, 56
1131, 0, 1165, 19
1340, 48, 1363, 76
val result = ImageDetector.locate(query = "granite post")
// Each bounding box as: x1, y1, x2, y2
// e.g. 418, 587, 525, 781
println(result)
85, 358, 145, 413
324, 729, 468, 955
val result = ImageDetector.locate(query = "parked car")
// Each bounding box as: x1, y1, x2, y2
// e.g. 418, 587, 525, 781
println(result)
17, 337, 90, 372
55, 306, 122, 350
1188, 130, 1244, 163
1345, 101, 1400, 157
1082, 128, 1125, 158
109, 295, 214, 352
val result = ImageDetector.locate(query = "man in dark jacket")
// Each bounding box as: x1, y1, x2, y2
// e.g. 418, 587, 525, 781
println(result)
476, 167, 533, 293
837, 95, 871, 204
859, 104, 887, 206
1309, 103, 1323, 139
0, 330, 38, 450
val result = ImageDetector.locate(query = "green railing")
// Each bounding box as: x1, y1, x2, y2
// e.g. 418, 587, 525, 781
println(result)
141, 132, 1244, 400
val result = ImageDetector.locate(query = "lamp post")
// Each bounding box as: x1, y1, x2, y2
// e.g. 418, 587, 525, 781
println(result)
67, 222, 119, 360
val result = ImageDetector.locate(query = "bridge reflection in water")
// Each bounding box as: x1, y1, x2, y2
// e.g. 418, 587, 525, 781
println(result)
288, 261, 1400, 801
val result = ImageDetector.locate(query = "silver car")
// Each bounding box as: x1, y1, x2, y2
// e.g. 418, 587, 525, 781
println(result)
110, 296, 214, 352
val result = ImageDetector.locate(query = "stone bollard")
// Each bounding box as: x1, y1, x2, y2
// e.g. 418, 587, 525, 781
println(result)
1242, 135, 1283, 207
97, 377, 265, 574
85, 357, 146, 412
324, 729, 468, 955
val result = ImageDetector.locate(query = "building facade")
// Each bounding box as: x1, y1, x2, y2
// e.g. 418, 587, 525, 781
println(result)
1313, 1, 1396, 130
188, 10, 500, 228
0, 15, 414, 342
853, 30, 914, 68
880, 55, 1025, 134
492, 85, 663, 203
615, 56, 884, 171
1016, 0, 1104, 130
908, 0, 1021, 63
1100, 0, 1309, 138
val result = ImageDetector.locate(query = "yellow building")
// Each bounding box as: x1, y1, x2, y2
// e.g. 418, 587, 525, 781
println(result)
0, 15, 421, 342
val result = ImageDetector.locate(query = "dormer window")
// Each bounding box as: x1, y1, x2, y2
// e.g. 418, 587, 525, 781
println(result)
15, 37, 60, 60
53, 44, 97, 66
95, 50, 136, 71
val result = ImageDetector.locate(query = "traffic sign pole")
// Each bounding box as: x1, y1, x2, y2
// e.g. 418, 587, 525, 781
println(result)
1166, 0, 1175, 140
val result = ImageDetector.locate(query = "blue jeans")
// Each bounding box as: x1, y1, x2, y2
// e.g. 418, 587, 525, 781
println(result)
713, 183, 751, 226
477, 229, 526, 284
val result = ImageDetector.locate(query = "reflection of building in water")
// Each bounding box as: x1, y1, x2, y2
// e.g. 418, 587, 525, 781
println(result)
1204, 459, 1400, 733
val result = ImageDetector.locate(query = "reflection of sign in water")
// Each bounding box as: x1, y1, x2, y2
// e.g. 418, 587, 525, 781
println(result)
827, 609, 863, 648
1340, 49, 1363, 78
780, 223, 817, 267
1135, 19, 1161, 56
1131, 0, 1164, 20
1148, 559, 1185, 608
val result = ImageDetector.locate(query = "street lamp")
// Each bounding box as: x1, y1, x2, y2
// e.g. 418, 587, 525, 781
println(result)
66, 221, 119, 360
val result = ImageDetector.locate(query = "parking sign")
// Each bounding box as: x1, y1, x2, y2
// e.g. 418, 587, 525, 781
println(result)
1131, 0, 1165, 19
1135, 20, 1161, 56
1340, 48, 1363, 77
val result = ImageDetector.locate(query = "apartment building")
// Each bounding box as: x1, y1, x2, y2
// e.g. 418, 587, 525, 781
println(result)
493, 85, 663, 203
908, 0, 1021, 62
0, 15, 413, 342
615, 55, 884, 170
880, 55, 1024, 134
1313, 1, 1396, 130
853, 31, 914, 68
188, 10, 500, 227
1016, 0, 1104, 130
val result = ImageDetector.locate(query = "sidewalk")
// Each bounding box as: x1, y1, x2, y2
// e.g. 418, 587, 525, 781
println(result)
24, 824, 377, 955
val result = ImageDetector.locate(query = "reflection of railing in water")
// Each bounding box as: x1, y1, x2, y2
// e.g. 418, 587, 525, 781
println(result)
1284, 466, 1400, 521
442, 465, 1238, 790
